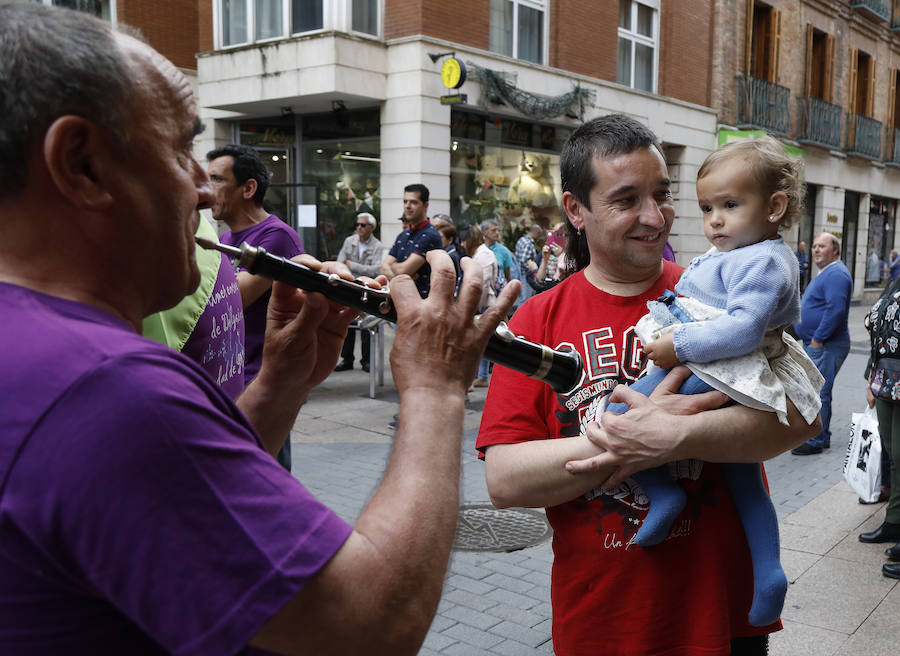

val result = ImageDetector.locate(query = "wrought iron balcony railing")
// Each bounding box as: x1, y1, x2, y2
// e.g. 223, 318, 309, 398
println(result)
845, 113, 883, 159
736, 74, 791, 136
797, 96, 842, 149
850, 0, 890, 22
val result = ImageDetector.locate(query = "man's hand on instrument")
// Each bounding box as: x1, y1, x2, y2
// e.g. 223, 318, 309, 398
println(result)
389, 250, 520, 397
257, 255, 365, 397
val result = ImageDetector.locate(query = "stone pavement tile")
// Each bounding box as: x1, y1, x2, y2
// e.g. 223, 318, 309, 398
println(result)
838, 633, 900, 656
482, 571, 536, 595
440, 622, 505, 649
883, 580, 900, 604
767, 619, 848, 656
443, 644, 496, 656
297, 423, 394, 443
488, 619, 550, 647
447, 557, 493, 581
520, 568, 551, 588
485, 587, 543, 610
420, 629, 458, 653
795, 554, 895, 597
491, 638, 551, 656
483, 603, 545, 627
417, 649, 442, 656
781, 557, 892, 634
429, 613, 458, 633
829, 532, 899, 567
444, 604, 504, 631
444, 588, 499, 613
480, 558, 533, 579
779, 521, 848, 556
446, 573, 495, 596
783, 484, 874, 532
780, 547, 819, 583
841, 595, 900, 654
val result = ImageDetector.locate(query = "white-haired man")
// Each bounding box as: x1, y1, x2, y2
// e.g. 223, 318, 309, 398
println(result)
334, 212, 386, 371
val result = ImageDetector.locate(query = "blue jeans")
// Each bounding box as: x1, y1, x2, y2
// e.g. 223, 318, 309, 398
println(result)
803, 339, 850, 448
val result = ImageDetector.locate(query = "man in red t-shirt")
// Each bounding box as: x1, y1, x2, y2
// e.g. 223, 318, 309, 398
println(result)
476, 115, 819, 656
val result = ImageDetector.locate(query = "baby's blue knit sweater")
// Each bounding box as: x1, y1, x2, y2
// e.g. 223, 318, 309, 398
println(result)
673, 237, 800, 364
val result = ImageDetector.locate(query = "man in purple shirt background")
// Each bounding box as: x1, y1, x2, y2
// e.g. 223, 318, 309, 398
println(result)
208, 143, 305, 470
0, 4, 519, 654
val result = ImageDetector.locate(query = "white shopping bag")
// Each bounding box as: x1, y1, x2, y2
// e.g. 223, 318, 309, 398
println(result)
843, 406, 883, 503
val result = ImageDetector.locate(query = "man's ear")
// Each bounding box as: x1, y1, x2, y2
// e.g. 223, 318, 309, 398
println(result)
43, 116, 115, 211
561, 191, 586, 231
241, 178, 258, 201
768, 191, 788, 222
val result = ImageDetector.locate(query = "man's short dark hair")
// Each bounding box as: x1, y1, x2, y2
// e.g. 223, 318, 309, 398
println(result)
561, 114, 662, 211
0, 3, 134, 200
560, 114, 662, 273
206, 144, 270, 207
404, 183, 430, 204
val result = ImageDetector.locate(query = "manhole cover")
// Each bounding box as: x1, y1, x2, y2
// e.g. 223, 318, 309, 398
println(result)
453, 503, 552, 552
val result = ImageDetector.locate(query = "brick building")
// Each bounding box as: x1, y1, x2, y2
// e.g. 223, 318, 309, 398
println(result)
711, 0, 900, 300
194, 0, 719, 261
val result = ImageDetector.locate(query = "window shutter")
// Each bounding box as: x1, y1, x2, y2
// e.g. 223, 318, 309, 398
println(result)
824, 33, 835, 103
849, 48, 859, 116
770, 7, 782, 83
866, 57, 876, 117
805, 24, 814, 97
745, 0, 754, 74
889, 69, 898, 129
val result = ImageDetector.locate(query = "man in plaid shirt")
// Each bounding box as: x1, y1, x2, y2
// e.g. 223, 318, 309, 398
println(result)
515, 224, 543, 305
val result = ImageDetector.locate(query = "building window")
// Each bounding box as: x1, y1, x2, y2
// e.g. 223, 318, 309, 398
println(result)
747, 2, 781, 83
489, 0, 545, 65
851, 49, 876, 118
352, 0, 378, 35
255, 0, 283, 40
291, 0, 322, 34
449, 109, 571, 248
617, 0, 658, 93
216, 0, 380, 48
805, 26, 834, 102
33, 0, 114, 21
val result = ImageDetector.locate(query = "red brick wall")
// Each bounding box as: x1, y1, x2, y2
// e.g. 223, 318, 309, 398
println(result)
551, 0, 617, 80
198, 0, 213, 54
384, 0, 423, 39
386, 0, 490, 49
119, 0, 200, 70
658, 0, 713, 106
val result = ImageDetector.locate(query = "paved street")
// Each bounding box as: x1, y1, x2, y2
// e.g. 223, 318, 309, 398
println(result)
290, 302, 900, 655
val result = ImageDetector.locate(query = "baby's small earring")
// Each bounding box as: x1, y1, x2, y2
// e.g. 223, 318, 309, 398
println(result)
768, 214, 778, 223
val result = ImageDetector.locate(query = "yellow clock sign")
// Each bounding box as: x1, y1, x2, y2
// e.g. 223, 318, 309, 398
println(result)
440, 57, 466, 89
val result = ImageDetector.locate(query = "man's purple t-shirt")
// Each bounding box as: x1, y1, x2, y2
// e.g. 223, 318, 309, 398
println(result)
182, 253, 246, 399
0, 283, 351, 655
220, 215, 304, 384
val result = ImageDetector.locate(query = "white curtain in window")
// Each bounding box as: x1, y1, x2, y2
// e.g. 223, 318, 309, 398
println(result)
223, 0, 248, 45
490, 0, 513, 57
352, 0, 377, 35
255, 0, 282, 40
517, 4, 542, 64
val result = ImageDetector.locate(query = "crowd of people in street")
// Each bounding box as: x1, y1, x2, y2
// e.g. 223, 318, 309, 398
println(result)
3, 4, 900, 656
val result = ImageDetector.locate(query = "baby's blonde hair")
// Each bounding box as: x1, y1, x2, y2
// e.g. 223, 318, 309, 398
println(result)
697, 135, 805, 229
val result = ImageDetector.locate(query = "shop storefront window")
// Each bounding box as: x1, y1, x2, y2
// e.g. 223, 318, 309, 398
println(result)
301, 140, 380, 261
450, 110, 569, 248
865, 196, 897, 287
